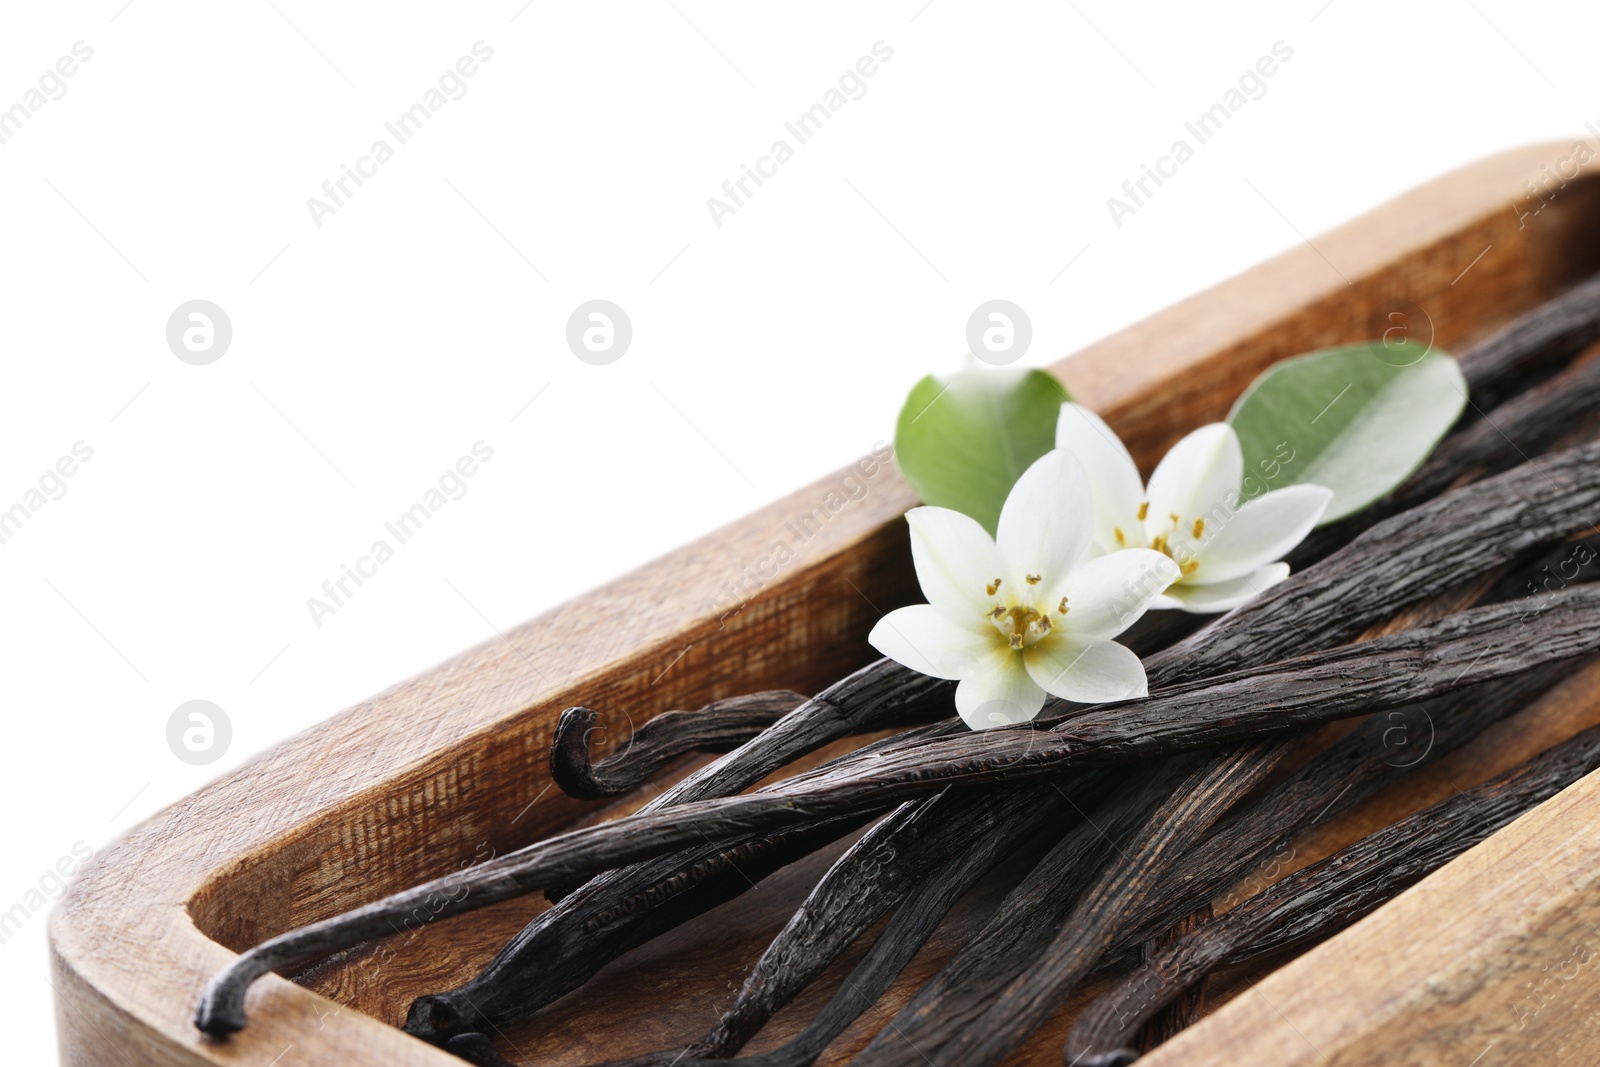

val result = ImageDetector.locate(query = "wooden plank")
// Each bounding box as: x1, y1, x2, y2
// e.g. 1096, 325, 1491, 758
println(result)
48, 140, 1600, 1066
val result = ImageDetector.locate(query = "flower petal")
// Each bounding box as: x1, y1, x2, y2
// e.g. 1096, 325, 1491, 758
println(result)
1055, 403, 1146, 555
1191, 484, 1333, 584
995, 450, 1094, 597
1057, 549, 1181, 640
1144, 423, 1244, 537
906, 506, 1000, 623
868, 605, 995, 680
954, 653, 1047, 729
1024, 635, 1148, 703
1166, 563, 1290, 613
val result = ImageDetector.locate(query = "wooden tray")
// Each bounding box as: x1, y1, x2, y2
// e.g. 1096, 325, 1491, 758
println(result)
50, 141, 1600, 1067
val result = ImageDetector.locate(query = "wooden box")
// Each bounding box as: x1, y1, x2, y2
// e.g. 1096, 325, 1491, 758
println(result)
50, 142, 1600, 1066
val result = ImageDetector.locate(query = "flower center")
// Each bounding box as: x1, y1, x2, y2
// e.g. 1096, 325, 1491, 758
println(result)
984, 578, 1069, 650
1114, 504, 1202, 577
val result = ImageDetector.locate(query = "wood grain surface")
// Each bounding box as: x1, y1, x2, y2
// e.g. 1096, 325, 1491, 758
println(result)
49, 140, 1600, 1066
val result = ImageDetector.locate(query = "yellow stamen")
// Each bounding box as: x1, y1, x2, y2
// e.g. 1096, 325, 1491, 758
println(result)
1114, 527, 1126, 547
1192, 517, 1206, 539
1137, 501, 1149, 522
1026, 573, 1041, 585
1150, 534, 1167, 554
990, 605, 1006, 618
1058, 596, 1068, 614
1181, 559, 1200, 576
986, 578, 1002, 596
1169, 512, 1181, 528
997, 604, 1050, 650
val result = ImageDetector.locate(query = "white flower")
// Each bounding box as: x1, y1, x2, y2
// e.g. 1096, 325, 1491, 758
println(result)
1055, 402, 1333, 614
868, 450, 1180, 730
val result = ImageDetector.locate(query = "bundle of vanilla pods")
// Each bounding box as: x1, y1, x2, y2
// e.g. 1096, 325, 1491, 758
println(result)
197, 274, 1600, 1067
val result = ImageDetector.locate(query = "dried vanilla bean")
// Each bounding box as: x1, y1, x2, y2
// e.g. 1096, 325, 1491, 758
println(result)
1118, 661, 1573, 949
595, 659, 951, 808
1067, 650, 1584, 1063
686, 776, 1101, 1060
655, 793, 966, 1065
850, 743, 1289, 1067
1405, 352, 1600, 501
405, 810, 876, 1044
735, 848, 1010, 1067
865, 739, 1298, 1067
575, 792, 951, 1067
431, 722, 965, 1044
453, 808, 880, 1048
857, 757, 1214, 1065
1486, 535, 1600, 606
196, 582, 1600, 1037
550, 691, 809, 800
1128, 663, 1550, 933
544, 717, 971, 901
1065, 720, 1600, 1066
727, 775, 1112, 1067
406, 662, 952, 1043
1456, 268, 1600, 401
448, 723, 969, 1049
596, 776, 1114, 1067
1132, 906, 1210, 1056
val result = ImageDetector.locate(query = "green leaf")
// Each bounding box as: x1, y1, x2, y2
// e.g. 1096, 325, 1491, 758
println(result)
894, 368, 1071, 533
1227, 340, 1467, 525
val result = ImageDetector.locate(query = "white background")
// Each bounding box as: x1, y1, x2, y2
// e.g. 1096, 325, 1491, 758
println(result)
3, 1, 1595, 1061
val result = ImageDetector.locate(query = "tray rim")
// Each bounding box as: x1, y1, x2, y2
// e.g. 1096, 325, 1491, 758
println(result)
49, 139, 1600, 1067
